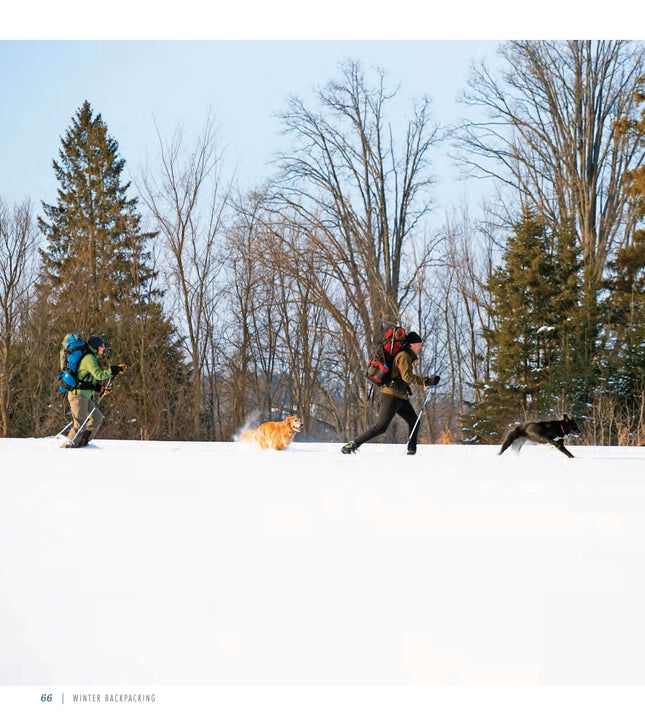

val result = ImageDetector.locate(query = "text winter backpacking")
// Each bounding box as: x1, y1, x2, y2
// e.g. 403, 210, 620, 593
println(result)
366, 327, 407, 387
58, 332, 93, 393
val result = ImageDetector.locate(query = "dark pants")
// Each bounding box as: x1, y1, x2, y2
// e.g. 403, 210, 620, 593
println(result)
355, 393, 419, 451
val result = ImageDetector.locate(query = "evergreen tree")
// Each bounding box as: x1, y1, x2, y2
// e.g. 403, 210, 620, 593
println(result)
602, 241, 645, 401
463, 209, 581, 441
34, 100, 190, 439
600, 83, 645, 414
547, 220, 586, 409
38, 101, 152, 329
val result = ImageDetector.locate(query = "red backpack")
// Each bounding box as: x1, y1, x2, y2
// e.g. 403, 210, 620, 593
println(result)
366, 327, 407, 387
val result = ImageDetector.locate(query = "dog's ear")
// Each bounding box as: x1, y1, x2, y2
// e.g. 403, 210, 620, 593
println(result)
563, 413, 569, 421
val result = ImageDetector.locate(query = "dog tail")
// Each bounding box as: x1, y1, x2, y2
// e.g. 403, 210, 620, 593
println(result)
499, 425, 521, 455
233, 408, 262, 442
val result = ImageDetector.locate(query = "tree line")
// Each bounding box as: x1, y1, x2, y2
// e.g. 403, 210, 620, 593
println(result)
2, 42, 645, 445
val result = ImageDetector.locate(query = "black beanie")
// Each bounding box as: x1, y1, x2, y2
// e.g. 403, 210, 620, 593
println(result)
88, 334, 105, 350
406, 331, 422, 344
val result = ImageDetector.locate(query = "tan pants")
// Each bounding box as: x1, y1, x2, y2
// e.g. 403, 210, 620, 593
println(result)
67, 392, 104, 442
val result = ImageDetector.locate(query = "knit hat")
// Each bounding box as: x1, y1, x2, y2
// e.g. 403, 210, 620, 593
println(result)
406, 331, 422, 344
88, 334, 105, 351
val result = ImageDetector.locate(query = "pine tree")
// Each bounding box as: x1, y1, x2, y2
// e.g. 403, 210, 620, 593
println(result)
599, 81, 645, 431
38, 101, 150, 328
34, 100, 190, 439
603, 242, 645, 401
463, 209, 581, 441
545, 219, 585, 408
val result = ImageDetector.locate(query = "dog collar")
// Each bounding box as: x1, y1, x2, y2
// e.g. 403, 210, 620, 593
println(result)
560, 422, 568, 439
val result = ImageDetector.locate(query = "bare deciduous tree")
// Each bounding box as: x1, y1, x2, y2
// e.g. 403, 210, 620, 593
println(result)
224, 194, 339, 438
269, 60, 443, 435
457, 40, 645, 292
277, 64, 439, 325
417, 206, 499, 440
224, 197, 278, 429
0, 198, 39, 435
140, 114, 229, 439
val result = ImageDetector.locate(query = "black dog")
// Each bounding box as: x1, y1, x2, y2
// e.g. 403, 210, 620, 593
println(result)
498, 414, 580, 459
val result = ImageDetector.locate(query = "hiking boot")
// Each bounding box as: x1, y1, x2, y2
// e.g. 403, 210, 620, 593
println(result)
341, 441, 358, 455
406, 448, 416, 456
62, 430, 92, 449
76, 430, 92, 448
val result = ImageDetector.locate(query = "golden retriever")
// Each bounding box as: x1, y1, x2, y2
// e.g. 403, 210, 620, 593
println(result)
240, 415, 302, 451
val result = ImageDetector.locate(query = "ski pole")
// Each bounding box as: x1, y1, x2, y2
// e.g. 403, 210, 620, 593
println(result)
56, 420, 73, 438
56, 390, 106, 440
68, 377, 113, 447
408, 385, 434, 446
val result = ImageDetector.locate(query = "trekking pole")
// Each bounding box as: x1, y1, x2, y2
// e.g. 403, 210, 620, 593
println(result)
55, 387, 109, 440
56, 420, 74, 439
67, 377, 114, 447
407, 385, 434, 447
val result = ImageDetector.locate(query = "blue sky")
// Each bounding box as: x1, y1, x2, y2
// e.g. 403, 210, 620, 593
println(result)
1, 40, 500, 217
2, 0, 628, 219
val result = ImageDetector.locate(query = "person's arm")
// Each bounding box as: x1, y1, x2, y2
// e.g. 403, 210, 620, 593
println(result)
396, 351, 425, 387
81, 355, 112, 383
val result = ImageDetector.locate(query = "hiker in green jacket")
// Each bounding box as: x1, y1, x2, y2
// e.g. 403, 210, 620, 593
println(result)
63, 335, 126, 448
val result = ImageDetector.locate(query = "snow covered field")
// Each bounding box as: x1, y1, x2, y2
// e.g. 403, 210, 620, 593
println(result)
2, 435, 645, 721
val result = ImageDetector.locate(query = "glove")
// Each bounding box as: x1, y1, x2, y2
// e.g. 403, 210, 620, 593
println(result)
110, 364, 127, 376
99, 382, 113, 395
424, 374, 440, 387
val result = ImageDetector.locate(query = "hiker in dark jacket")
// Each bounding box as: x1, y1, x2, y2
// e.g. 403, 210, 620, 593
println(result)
341, 331, 439, 456
63, 334, 126, 448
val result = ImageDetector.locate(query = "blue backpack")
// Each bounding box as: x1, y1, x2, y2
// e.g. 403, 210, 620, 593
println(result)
58, 332, 92, 393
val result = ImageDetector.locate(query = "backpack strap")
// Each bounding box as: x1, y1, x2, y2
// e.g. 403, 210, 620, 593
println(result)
74, 351, 97, 391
